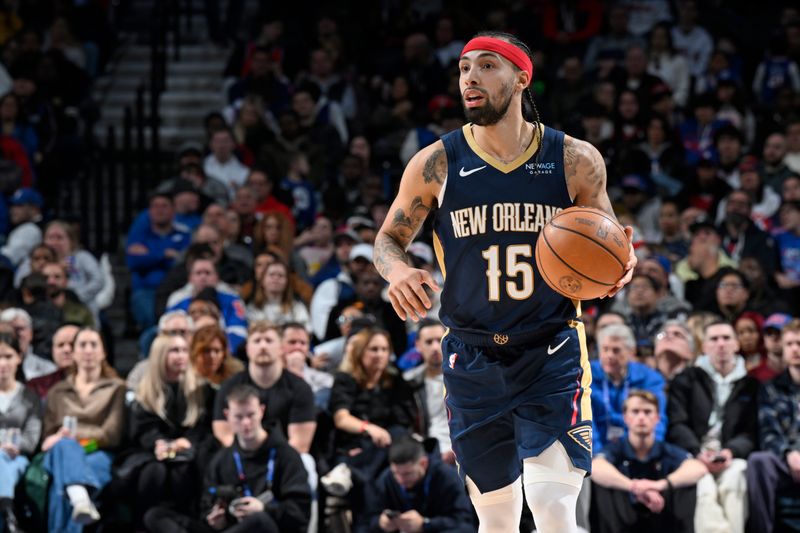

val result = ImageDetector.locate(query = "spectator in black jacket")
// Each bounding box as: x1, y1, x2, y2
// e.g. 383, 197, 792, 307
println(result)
322, 328, 418, 529
144, 383, 311, 533
667, 321, 757, 533
365, 435, 474, 533
123, 334, 216, 519
746, 319, 800, 533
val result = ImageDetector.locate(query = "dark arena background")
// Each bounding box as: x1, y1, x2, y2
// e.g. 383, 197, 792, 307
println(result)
0, 0, 798, 532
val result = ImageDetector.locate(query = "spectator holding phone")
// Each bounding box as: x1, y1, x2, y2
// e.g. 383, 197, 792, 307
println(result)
367, 435, 474, 533
125, 334, 215, 520
144, 383, 311, 533
667, 321, 758, 533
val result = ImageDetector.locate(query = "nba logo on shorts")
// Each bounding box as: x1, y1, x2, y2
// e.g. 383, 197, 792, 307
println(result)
449, 353, 458, 369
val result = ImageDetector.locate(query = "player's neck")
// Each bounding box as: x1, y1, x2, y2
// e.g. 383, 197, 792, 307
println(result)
472, 114, 534, 164
628, 432, 655, 459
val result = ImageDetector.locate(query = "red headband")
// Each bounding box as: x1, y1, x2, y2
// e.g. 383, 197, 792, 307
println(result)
461, 36, 534, 80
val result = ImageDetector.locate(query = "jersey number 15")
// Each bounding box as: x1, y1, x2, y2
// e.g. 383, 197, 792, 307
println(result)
481, 244, 534, 301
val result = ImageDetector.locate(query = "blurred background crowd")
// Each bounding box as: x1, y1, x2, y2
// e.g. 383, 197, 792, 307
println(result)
0, 0, 799, 532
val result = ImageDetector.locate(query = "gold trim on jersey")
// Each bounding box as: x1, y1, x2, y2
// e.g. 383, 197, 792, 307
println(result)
433, 231, 447, 280
569, 318, 592, 423
462, 122, 544, 174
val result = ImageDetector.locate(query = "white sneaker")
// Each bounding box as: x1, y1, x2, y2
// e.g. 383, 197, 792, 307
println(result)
71, 500, 100, 525
321, 463, 353, 497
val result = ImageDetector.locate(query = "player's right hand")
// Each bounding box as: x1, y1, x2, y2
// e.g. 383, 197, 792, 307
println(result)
386, 265, 440, 322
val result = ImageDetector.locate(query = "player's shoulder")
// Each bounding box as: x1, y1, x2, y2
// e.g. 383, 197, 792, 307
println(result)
405, 139, 447, 184
563, 134, 603, 164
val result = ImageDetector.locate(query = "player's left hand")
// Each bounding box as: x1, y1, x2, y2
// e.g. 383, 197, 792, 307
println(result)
394, 510, 425, 533
603, 226, 636, 298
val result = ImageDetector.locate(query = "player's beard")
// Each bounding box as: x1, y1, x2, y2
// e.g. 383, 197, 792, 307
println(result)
463, 81, 515, 126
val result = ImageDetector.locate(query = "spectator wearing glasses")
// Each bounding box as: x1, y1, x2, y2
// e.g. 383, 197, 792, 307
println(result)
653, 320, 695, 382
667, 321, 757, 533
704, 269, 752, 323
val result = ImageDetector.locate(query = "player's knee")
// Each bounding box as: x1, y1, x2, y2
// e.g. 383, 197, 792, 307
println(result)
466, 477, 523, 532
523, 481, 581, 533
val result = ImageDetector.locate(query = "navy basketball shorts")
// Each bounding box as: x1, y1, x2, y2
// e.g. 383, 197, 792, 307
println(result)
442, 321, 593, 493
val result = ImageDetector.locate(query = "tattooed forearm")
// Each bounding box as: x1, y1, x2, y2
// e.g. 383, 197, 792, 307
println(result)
375, 196, 433, 278
422, 148, 447, 184
374, 233, 411, 278
564, 138, 613, 215
391, 196, 431, 236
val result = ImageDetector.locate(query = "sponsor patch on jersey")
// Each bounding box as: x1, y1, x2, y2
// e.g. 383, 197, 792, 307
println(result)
525, 161, 557, 175
568, 425, 592, 452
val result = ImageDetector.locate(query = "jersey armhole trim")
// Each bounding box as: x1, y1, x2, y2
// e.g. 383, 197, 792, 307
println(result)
437, 173, 448, 208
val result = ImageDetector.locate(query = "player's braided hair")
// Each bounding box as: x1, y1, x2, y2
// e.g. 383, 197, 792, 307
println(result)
474, 31, 543, 169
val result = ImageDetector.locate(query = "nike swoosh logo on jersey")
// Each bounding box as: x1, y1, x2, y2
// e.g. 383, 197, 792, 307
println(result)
459, 165, 486, 177
547, 337, 569, 355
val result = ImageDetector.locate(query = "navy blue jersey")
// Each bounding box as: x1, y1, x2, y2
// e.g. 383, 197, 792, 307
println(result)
433, 123, 577, 338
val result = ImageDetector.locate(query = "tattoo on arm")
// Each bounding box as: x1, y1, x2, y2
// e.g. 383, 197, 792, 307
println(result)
422, 148, 447, 184
374, 196, 432, 278
564, 138, 614, 216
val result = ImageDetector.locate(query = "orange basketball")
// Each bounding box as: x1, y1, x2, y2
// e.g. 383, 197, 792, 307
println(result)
535, 206, 629, 300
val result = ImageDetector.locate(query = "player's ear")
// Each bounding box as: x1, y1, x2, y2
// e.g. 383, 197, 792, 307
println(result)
517, 70, 531, 91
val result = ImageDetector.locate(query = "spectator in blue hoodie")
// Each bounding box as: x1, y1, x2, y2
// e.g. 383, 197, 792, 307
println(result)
591, 323, 668, 454
126, 192, 192, 329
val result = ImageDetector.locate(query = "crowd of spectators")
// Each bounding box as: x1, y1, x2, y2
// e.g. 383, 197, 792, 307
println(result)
1, 1, 800, 532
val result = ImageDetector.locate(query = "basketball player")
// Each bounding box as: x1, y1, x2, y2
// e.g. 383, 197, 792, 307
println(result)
373, 33, 636, 533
